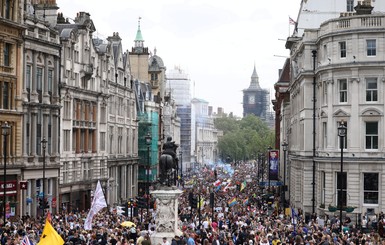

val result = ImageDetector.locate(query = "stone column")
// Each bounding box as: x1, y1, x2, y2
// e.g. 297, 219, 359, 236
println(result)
150, 188, 183, 245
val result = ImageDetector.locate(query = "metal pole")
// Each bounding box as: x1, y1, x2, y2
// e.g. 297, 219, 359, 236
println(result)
198, 193, 201, 229
3, 128, 7, 223
147, 145, 150, 215
42, 138, 47, 216
282, 147, 287, 211
180, 151, 183, 181
312, 49, 317, 214
339, 133, 344, 232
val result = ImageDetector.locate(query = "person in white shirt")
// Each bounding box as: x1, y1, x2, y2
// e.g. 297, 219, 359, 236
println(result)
162, 237, 171, 245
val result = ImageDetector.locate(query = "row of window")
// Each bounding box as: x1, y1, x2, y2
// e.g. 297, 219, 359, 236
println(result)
321, 172, 378, 206
339, 39, 377, 58
322, 78, 379, 105
322, 121, 378, 150
61, 160, 107, 184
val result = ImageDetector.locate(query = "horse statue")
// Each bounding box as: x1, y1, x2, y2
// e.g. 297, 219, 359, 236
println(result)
159, 137, 178, 186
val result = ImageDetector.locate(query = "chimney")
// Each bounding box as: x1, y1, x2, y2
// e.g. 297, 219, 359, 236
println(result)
354, 0, 373, 15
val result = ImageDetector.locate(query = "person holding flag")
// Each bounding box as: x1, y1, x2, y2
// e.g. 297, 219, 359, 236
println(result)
84, 180, 108, 230
38, 219, 64, 245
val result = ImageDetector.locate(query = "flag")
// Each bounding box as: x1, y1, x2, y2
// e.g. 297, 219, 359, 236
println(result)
223, 181, 232, 192
38, 219, 64, 245
214, 184, 221, 193
291, 207, 299, 225
228, 197, 237, 207
243, 198, 249, 206
84, 180, 107, 230
46, 211, 52, 223
213, 179, 221, 187
21, 235, 33, 245
240, 181, 247, 192
289, 16, 297, 25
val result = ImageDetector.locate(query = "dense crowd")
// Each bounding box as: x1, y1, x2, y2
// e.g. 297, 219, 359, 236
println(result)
1, 161, 385, 245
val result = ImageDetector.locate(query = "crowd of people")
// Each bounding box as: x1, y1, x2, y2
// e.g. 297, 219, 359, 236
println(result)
1, 161, 385, 245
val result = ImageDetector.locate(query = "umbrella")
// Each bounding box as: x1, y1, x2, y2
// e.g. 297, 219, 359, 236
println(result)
121, 221, 136, 227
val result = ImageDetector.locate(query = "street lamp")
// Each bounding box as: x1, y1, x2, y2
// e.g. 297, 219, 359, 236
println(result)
179, 150, 183, 181
145, 132, 152, 214
338, 121, 347, 232
2, 122, 10, 224
41, 137, 47, 215
267, 146, 272, 191
281, 141, 288, 211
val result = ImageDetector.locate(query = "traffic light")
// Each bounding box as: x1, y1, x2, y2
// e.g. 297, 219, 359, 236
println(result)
44, 200, 49, 209
188, 192, 193, 207
38, 198, 43, 209
136, 197, 147, 209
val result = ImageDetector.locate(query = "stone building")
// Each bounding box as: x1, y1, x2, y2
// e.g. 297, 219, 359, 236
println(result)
283, 1, 385, 218
21, 0, 61, 217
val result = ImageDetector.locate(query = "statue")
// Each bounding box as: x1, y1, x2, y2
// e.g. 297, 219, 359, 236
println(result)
159, 137, 178, 186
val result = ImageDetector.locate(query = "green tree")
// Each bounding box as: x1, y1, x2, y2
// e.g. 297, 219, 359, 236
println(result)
215, 114, 274, 161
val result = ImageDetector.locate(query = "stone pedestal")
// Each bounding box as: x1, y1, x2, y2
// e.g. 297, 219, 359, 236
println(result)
150, 187, 182, 245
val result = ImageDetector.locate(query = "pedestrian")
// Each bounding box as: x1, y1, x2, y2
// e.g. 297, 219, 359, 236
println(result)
162, 237, 171, 245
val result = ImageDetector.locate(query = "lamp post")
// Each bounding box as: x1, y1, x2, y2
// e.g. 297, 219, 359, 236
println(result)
281, 141, 288, 211
267, 146, 272, 191
338, 121, 347, 232
41, 137, 47, 215
145, 132, 152, 215
2, 122, 10, 224
179, 150, 183, 181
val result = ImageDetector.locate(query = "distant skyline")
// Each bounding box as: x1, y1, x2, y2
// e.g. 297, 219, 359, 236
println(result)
57, 0, 300, 117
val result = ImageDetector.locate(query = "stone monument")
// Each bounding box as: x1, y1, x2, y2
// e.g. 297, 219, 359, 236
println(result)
150, 187, 183, 244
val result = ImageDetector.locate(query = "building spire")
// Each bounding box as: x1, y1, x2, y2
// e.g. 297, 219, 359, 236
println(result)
134, 16, 144, 48
249, 64, 261, 89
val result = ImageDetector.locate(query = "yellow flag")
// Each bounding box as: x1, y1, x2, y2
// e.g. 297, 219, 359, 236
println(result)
38, 219, 64, 245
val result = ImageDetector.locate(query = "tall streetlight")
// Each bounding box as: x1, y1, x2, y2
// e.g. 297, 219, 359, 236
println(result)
179, 150, 183, 181
145, 132, 152, 214
281, 141, 288, 211
2, 122, 10, 224
41, 137, 47, 215
338, 121, 347, 232
267, 146, 272, 191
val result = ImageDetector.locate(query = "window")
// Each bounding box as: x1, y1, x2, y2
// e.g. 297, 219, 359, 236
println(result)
100, 106, 106, 123
347, 0, 354, 12
364, 173, 378, 204
367, 39, 376, 56
366, 122, 378, 149
63, 130, 70, 152
323, 122, 327, 149
3, 43, 11, 66
37, 67, 43, 103
338, 121, 347, 149
366, 78, 377, 102
339, 41, 346, 58
48, 69, 53, 102
339, 79, 348, 103
5, 0, 11, 19
36, 111, 42, 155
1, 81, 10, 109
336, 172, 347, 207
118, 127, 123, 154
100, 132, 106, 151
322, 81, 328, 105
321, 171, 326, 205
64, 101, 71, 119
62, 162, 69, 183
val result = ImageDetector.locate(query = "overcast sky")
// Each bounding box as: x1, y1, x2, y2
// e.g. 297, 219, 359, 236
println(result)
57, 0, 300, 117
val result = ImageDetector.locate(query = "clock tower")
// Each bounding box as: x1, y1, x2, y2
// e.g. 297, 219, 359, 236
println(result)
129, 17, 150, 82
242, 65, 269, 120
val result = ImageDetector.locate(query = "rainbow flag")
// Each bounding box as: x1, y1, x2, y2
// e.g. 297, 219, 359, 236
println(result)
240, 180, 247, 192
243, 198, 249, 206
228, 197, 237, 207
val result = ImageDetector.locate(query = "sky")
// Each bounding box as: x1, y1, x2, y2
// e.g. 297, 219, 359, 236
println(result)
57, 0, 300, 117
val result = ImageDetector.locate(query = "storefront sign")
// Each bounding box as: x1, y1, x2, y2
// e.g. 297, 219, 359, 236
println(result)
0, 181, 17, 196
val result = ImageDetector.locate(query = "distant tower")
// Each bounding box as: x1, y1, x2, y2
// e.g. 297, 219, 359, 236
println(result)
242, 65, 269, 120
129, 17, 150, 82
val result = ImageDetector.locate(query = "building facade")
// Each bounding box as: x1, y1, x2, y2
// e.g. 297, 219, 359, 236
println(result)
21, 0, 61, 217
0, 0, 24, 219
284, 2, 385, 218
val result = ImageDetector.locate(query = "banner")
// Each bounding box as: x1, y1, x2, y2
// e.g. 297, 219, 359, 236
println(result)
84, 180, 107, 230
269, 150, 279, 181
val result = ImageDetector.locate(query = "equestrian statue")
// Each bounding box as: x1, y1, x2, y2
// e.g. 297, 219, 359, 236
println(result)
159, 136, 178, 186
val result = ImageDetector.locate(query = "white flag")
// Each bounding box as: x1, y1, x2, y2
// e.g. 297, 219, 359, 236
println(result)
84, 180, 107, 230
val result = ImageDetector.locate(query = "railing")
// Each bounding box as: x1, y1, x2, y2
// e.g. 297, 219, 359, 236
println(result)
320, 15, 385, 36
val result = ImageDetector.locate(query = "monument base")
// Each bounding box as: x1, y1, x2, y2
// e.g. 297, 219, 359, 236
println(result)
150, 187, 183, 245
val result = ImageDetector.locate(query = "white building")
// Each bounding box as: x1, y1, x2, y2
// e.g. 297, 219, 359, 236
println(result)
285, 1, 385, 219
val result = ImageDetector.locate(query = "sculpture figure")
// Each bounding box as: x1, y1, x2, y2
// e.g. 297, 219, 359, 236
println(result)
159, 137, 178, 186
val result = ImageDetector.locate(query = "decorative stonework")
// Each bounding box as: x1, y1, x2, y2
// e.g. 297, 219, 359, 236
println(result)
150, 188, 183, 245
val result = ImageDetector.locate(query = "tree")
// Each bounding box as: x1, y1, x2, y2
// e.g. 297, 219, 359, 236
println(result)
215, 115, 274, 161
